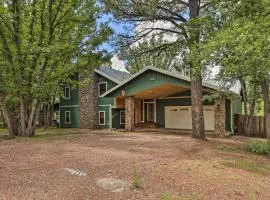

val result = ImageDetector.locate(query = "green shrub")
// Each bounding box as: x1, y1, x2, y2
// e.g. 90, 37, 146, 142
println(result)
246, 141, 270, 155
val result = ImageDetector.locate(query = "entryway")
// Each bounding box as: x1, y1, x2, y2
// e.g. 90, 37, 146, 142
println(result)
143, 100, 155, 122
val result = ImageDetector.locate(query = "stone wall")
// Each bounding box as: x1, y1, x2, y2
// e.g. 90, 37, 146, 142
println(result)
125, 96, 135, 132
79, 69, 99, 129
215, 97, 225, 136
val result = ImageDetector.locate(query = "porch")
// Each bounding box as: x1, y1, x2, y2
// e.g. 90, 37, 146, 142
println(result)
110, 83, 226, 134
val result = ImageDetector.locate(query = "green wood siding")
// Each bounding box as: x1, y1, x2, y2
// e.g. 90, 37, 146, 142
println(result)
99, 106, 110, 128
107, 70, 191, 97
60, 87, 79, 106
98, 75, 117, 91
60, 107, 79, 128
97, 75, 118, 129
112, 108, 125, 129
60, 85, 79, 128
60, 73, 118, 128
231, 96, 242, 130
99, 97, 114, 105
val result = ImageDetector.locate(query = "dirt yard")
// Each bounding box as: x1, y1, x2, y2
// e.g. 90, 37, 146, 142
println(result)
0, 129, 270, 200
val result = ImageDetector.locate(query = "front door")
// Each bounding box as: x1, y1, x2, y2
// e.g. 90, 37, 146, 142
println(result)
147, 103, 155, 122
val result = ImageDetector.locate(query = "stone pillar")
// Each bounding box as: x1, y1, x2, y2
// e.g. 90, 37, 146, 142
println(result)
215, 97, 226, 136
79, 69, 99, 129
125, 96, 135, 132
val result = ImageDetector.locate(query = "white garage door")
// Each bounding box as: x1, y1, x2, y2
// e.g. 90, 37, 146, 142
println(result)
165, 106, 215, 130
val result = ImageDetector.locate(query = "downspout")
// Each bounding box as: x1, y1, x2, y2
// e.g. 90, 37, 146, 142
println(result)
109, 105, 112, 130
230, 97, 234, 134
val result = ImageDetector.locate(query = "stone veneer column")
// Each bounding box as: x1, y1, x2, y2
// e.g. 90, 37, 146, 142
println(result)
79, 69, 99, 129
214, 97, 226, 136
125, 96, 135, 132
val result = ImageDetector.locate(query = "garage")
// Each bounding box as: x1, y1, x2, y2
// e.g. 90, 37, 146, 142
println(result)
165, 106, 215, 130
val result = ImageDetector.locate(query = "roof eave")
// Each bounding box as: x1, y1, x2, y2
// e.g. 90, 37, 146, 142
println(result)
94, 69, 121, 84
101, 66, 237, 97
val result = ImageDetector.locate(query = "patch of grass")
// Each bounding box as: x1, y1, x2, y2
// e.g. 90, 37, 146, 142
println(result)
245, 141, 270, 155
161, 192, 171, 200
14, 128, 79, 142
223, 160, 270, 175
131, 166, 142, 189
216, 144, 240, 152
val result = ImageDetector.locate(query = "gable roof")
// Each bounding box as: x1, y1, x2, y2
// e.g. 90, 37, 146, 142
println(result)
95, 67, 131, 84
101, 66, 222, 97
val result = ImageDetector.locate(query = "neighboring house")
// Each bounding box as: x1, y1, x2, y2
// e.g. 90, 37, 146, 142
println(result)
60, 66, 242, 135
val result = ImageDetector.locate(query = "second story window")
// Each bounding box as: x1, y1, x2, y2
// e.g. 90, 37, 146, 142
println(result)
64, 85, 70, 99
99, 82, 107, 96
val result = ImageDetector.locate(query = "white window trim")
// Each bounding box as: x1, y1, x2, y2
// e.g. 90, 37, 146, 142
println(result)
99, 111, 106, 125
64, 85, 70, 99
98, 82, 107, 96
65, 111, 71, 124
120, 110, 125, 125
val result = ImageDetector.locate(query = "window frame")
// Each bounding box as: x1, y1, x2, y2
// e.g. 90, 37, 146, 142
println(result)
120, 110, 125, 125
99, 111, 106, 125
64, 85, 70, 99
98, 82, 107, 96
65, 111, 71, 124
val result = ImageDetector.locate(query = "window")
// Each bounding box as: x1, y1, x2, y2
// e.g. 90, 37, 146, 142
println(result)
64, 85, 70, 99
99, 82, 107, 96
120, 110, 125, 124
65, 111, 71, 124
99, 111, 105, 125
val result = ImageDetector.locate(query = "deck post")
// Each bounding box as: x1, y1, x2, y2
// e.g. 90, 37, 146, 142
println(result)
125, 96, 135, 132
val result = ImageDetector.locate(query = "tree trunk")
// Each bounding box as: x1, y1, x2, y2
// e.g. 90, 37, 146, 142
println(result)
20, 96, 26, 136
1, 105, 19, 138
261, 80, 269, 137
240, 77, 248, 116
188, 0, 205, 139
191, 75, 205, 139
261, 80, 270, 115
25, 99, 38, 136
239, 77, 249, 134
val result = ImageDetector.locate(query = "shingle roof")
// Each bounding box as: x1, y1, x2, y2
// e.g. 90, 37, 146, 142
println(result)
96, 67, 131, 83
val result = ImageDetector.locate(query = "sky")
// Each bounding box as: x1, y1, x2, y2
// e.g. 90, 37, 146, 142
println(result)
97, 13, 133, 72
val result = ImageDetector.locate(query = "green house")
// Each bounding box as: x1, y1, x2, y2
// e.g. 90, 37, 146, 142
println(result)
60, 66, 242, 134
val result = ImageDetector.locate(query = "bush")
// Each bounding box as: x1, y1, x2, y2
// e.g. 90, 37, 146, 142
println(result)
246, 141, 270, 155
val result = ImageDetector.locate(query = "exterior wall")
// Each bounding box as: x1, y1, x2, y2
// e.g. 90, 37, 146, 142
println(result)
78, 72, 118, 129
98, 75, 117, 91
60, 107, 79, 128
59, 77, 80, 128
231, 96, 243, 131
107, 70, 191, 97
79, 70, 99, 128
156, 97, 214, 127
60, 87, 79, 107
112, 108, 125, 129
99, 106, 110, 129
